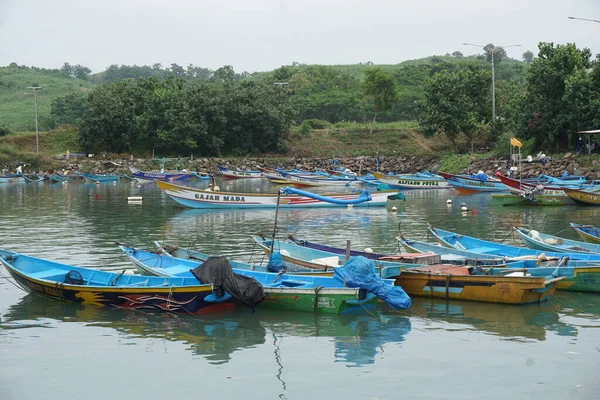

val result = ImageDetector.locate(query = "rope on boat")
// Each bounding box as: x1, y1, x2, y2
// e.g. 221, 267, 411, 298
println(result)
313, 286, 323, 312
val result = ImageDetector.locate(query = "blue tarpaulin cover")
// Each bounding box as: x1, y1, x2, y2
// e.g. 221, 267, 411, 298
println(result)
267, 252, 286, 272
334, 256, 411, 310
471, 173, 489, 182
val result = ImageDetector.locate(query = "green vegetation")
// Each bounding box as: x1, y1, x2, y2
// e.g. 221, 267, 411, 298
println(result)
1, 42, 597, 160
288, 122, 448, 158
438, 153, 487, 174
0, 64, 95, 130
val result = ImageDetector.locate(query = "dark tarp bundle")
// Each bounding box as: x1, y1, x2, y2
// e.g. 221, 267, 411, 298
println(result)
334, 256, 411, 310
191, 256, 265, 309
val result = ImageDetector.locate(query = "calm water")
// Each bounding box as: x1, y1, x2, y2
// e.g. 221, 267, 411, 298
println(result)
1, 179, 599, 400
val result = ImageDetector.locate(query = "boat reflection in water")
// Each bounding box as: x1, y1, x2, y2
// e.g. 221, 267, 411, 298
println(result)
405, 296, 580, 342
2, 292, 589, 368
1, 295, 409, 367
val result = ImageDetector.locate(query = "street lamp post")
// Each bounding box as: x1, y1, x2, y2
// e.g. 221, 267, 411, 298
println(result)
463, 43, 521, 122
25, 86, 42, 153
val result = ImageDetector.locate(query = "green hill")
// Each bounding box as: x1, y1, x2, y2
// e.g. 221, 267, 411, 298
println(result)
251, 55, 526, 82
0, 64, 95, 131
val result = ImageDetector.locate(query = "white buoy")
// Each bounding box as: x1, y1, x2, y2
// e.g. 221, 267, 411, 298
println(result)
363, 248, 374, 253
391, 206, 398, 212
127, 196, 143, 201
347, 204, 354, 209
460, 202, 468, 211
213, 186, 220, 191
446, 199, 453, 204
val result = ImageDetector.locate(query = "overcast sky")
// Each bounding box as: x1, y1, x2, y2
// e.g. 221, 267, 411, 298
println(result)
0, 0, 598, 73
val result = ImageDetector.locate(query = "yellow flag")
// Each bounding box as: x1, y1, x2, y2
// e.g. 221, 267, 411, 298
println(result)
510, 138, 523, 148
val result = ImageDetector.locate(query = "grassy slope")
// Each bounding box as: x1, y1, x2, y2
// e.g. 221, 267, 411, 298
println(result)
0, 66, 95, 130
0, 126, 81, 168
287, 122, 452, 158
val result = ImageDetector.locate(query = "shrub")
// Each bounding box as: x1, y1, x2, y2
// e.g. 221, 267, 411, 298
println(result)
0, 126, 11, 137
302, 119, 330, 129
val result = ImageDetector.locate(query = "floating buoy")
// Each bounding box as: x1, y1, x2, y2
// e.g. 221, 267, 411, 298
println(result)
213, 186, 220, 191
471, 209, 477, 215
95, 181, 100, 185
127, 196, 143, 202
391, 206, 398, 212
364, 248, 374, 253
93, 194, 100, 200
460, 202, 468, 211
446, 199, 453, 204
347, 204, 354, 209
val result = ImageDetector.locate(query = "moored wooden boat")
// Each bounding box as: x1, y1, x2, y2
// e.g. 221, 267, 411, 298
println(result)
427, 225, 600, 262
156, 181, 390, 208
395, 264, 562, 304
48, 172, 74, 182
490, 192, 573, 206
563, 187, 600, 206
371, 171, 449, 189
513, 226, 600, 254
20, 173, 45, 183
119, 245, 400, 313
439, 172, 506, 193
217, 165, 264, 179
190, 171, 211, 180
279, 171, 361, 187
78, 172, 120, 183
399, 236, 600, 292
570, 223, 600, 244
0, 248, 233, 314
0, 173, 25, 183
129, 166, 191, 183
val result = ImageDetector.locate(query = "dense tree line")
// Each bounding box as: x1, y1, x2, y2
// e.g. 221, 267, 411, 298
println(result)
46, 42, 599, 154
58, 77, 295, 155
418, 42, 600, 152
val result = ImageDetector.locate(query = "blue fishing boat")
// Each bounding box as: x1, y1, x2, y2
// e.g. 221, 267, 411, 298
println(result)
217, 165, 263, 179
20, 173, 45, 183
78, 172, 120, 183
427, 225, 600, 262
398, 236, 600, 293
280, 171, 361, 187
0, 173, 25, 183
190, 171, 211, 180
439, 172, 506, 193
249, 237, 567, 304
371, 171, 449, 189
513, 226, 600, 254
48, 172, 74, 183
129, 166, 191, 184
0, 248, 237, 313
570, 223, 600, 244
119, 245, 411, 311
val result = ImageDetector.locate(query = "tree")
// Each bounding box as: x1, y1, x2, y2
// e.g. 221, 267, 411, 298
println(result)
483, 44, 507, 64
50, 92, 88, 127
73, 64, 91, 80
452, 51, 464, 58
509, 42, 593, 150
60, 62, 74, 77
522, 50, 534, 63
363, 68, 398, 131
418, 66, 491, 151
213, 65, 236, 82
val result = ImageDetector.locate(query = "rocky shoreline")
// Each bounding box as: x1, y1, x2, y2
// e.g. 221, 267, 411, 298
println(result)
52, 153, 599, 180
